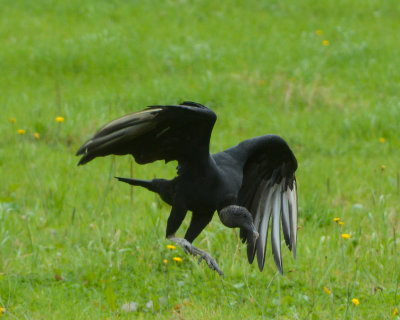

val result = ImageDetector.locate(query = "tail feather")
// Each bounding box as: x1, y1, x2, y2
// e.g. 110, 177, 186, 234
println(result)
116, 177, 174, 205
115, 177, 155, 190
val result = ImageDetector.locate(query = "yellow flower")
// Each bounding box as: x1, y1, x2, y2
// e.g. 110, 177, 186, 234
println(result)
333, 218, 341, 222
338, 221, 344, 226
34, 132, 40, 139
55, 116, 65, 123
341, 233, 351, 239
172, 257, 182, 262
166, 245, 176, 250
322, 40, 330, 46
0, 307, 5, 314
351, 298, 360, 306
315, 30, 323, 36
17, 129, 26, 135
258, 80, 265, 86
381, 165, 386, 170
9, 118, 16, 123
393, 307, 398, 316
379, 137, 385, 143
323, 286, 331, 294
163, 259, 168, 264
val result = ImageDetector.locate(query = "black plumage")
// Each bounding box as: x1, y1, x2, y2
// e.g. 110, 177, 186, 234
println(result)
77, 102, 298, 275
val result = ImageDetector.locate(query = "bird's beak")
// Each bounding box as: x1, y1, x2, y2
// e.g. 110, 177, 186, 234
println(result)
253, 230, 259, 240
247, 226, 259, 262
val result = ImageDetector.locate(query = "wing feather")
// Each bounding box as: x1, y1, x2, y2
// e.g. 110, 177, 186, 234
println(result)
76, 102, 217, 167
288, 180, 298, 258
256, 184, 275, 270
233, 135, 298, 273
252, 181, 271, 233
271, 185, 283, 274
281, 179, 291, 249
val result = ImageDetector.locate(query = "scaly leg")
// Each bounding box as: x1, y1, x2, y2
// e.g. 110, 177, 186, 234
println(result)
168, 235, 224, 276
166, 207, 224, 276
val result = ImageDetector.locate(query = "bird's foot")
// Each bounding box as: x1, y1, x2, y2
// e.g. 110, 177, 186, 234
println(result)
168, 236, 224, 276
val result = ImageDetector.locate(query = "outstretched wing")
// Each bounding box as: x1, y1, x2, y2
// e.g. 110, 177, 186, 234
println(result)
236, 135, 298, 274
76, 102, 217, 167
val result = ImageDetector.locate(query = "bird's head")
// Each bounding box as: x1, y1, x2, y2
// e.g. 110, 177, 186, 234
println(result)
218, 205, 258, 237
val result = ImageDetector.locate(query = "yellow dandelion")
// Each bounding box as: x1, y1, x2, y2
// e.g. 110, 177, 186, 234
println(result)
323, 286, 331, 295
172, 257, 183, 262
55, 116, 65, 123
315, 30, 323, 36
258, 80, 265, 85
163, 259, 168, 264
166, 244, 176, 250
0, 307, 5, 314
381, 165, 386, 170
379, 137, 385, 143
341, 233, 351, 239
17, 129, 26, 135
34, 132, 40, 139
338, 221, 344, 226
333, 218, 341, 222
322, 40, 330, 46
351, 298, 360, 306
393, 307, 398, 316
9, 118, 16, 123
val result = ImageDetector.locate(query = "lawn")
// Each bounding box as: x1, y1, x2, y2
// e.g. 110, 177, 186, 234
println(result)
1, 0, 399, 319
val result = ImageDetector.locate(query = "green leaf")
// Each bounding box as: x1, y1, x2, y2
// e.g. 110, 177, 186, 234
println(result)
105, 286, 117, 312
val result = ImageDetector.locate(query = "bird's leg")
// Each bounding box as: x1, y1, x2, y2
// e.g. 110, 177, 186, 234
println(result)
167, 235, 224, 276
218, 205, 259, 256
184, 211, 224, 275
166, 205, 224, 275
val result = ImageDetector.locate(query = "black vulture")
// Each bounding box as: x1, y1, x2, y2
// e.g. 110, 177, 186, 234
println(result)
76, 102, 298, 276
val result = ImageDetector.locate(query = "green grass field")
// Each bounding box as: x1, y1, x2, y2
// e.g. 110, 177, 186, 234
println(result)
1, 0, 399, 318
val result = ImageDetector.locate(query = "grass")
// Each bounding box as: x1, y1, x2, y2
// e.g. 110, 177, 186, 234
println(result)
1, 0, 399, 318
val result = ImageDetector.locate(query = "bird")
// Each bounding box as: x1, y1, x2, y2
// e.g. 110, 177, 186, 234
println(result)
76, 101, 298, 276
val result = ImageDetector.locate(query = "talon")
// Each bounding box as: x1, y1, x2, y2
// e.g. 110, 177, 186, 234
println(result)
168, 236, 224, 275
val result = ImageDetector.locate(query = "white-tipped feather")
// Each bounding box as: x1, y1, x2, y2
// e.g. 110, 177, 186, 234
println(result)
292, 181, 298, 257
281, 180, 291, 248
253, 181, 270, 232
271, 187, 282, 273
256, 184, 275, 271
247, 180, 269, 263
252, 177, 297, 272
287, 181, 298, 258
